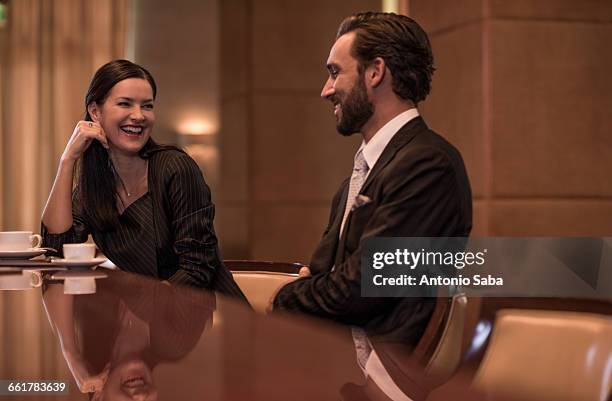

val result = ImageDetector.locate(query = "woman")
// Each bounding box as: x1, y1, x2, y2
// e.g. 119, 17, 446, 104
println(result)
42, 59, 246, 299
43, 270, 215, 395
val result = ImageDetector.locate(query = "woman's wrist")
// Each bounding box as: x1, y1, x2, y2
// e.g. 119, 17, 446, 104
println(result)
59, 154, 78, 169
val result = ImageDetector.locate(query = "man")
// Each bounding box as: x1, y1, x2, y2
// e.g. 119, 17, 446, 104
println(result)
272, 12, 472, 399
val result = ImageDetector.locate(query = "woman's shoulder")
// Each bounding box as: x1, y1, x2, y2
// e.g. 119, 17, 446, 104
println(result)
149, 147, 197, 171
148, 146, 210, 201
148, 147, 204, 188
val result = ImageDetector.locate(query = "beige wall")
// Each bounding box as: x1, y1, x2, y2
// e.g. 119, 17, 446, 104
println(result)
131, 0, 219, 144
217, 0, 612, 261
131, 0, 220, 191
217, 0, 379, 261
3, 0, 609, 258
410, 0, 612, 236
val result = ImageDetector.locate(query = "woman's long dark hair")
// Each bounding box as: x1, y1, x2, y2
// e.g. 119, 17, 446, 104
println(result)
74, 271, 214, 378
79, 59, 158, 232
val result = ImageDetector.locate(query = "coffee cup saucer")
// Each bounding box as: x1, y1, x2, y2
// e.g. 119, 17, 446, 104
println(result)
50, 257, 108, 268
0, 248, 47, 260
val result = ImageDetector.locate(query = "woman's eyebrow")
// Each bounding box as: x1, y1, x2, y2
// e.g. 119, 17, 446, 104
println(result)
115, 96, 154, 103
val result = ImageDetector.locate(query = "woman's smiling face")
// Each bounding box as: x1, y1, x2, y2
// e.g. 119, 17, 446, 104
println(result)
94, 356, 158, 401
89, 78, 155, 156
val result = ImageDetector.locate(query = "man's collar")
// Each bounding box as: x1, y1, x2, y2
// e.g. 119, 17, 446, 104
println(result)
359, 108, 420, 170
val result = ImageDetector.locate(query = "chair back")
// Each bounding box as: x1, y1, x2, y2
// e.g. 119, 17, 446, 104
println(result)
424, 293, 468, 384
473, 309, 612, 401
225, 260, 301, 313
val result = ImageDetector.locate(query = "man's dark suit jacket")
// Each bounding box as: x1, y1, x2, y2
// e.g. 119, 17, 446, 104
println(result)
273, 116, 472, 350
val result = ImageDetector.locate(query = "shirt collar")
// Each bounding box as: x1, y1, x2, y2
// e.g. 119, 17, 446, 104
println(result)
359, 108, 420, 171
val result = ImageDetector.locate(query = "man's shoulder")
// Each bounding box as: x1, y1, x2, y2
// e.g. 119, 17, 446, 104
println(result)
395, 125, 465, 168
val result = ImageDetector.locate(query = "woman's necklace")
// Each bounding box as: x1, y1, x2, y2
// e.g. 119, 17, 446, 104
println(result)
117, 174, 133, 197
111, 161, 148, 198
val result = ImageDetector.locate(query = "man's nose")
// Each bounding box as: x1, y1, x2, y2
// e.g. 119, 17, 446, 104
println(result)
321, 77, 334, 99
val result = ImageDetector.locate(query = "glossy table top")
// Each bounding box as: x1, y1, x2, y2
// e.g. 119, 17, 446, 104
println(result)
0, 269, 364, 401
1, 266, 611, 401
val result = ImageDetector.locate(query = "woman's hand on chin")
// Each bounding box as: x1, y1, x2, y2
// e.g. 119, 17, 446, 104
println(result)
62, 120, 109, 162
63, 350, 109, 393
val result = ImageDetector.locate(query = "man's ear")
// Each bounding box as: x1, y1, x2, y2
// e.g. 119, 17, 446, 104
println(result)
366, 57, 386, 88
87, 102, 100, 123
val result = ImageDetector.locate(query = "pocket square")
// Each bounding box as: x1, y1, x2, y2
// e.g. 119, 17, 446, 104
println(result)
351, 194, 372, 211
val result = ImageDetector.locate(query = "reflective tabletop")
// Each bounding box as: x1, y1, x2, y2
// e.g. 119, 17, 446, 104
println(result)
0, 269, 364, 401
1, 267, 611, 401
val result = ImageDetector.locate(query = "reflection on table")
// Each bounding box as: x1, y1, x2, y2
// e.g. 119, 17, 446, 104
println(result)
2, 269, 363, 401
0, 266, 611, 401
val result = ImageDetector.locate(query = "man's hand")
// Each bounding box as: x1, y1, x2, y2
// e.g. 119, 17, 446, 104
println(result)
266, 265, 311, 313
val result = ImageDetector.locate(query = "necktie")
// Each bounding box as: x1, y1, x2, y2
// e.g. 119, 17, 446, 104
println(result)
338, 149, 373, 370
352, 326, 373, 370
339, 149, 369, 236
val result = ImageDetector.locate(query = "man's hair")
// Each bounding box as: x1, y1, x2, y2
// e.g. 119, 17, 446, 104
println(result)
337, 12, 435, 103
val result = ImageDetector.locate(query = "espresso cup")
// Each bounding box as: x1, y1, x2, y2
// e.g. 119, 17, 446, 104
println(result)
63, 243, 97, 260
0, 231, 42, 251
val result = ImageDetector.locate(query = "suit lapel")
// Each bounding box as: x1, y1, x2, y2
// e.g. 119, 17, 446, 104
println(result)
332, 182, 349, 236
331, 181, 349, 269
335, 117, 428, 265
360, 116, 427, 194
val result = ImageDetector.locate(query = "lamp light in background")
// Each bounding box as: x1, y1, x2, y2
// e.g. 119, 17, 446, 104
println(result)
176, 118, 219, 191
382, 0, 398, 13
178, 119, 216, 136
382, 0, 409, 15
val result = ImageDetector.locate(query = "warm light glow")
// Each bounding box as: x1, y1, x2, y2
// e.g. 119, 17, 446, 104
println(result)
382, 0, 398, 13
177, 119, 216, 136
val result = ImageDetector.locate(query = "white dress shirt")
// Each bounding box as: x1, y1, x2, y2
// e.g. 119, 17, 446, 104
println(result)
350, 108, 420, 401
360, 108, 420, 177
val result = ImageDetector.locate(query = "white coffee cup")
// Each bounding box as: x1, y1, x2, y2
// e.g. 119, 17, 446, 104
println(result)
0, 231, 43, 251
0, 271, 42, 290
63, 243, 97, 260
64, 277, 97, 294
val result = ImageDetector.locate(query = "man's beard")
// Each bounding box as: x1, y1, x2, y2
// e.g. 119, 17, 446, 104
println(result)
335, 76, 374, 136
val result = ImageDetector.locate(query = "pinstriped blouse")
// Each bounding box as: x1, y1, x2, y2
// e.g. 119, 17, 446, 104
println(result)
95, 193, 157, 278
42, 147, 247, 301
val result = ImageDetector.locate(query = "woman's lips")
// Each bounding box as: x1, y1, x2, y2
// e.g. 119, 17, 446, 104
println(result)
120, 126, 145, 137
122, 376, 146, 388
